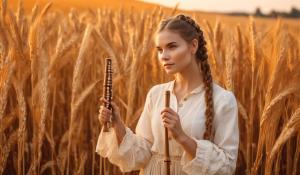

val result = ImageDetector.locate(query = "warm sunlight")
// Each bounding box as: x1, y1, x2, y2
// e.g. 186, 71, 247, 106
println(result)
140, 0, 300, 13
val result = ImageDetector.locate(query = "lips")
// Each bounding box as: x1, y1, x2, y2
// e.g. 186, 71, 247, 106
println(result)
163, 63, 175, 67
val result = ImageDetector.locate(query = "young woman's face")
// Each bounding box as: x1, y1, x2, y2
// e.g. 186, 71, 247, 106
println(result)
155, 30, 195, 75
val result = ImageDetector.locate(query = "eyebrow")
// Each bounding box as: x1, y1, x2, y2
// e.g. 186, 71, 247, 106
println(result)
156, 42, 177, 49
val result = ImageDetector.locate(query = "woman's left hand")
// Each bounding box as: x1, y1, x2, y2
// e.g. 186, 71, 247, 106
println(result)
161, 107, 188, 143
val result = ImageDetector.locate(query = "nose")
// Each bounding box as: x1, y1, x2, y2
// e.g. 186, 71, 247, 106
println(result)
159, 50, 170, 62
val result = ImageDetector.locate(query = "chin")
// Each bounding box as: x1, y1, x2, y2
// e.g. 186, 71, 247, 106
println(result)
164, 69, 178, 75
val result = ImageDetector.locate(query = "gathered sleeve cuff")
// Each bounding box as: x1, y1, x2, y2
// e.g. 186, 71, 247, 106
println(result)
181, 138, 237, 175
95, 127, 152, 172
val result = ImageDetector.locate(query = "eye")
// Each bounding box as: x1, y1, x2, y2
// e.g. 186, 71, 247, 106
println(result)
168, 44, 177, 49
156, 48, 163, 53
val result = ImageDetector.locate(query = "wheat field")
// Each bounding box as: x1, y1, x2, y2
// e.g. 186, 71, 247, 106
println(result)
0, 1, 300, 175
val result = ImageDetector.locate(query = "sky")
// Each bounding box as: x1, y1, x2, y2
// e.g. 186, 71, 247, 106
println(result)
140, 0, 300, 13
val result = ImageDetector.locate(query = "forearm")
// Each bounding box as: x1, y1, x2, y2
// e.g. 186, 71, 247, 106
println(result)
176, 133, 197, 160
113, 120, 126, 145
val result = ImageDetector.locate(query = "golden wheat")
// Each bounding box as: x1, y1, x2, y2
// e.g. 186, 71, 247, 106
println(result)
0, 2, 299, 175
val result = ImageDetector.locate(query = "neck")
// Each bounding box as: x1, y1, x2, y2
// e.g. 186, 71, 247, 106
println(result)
174, 59, 203, 92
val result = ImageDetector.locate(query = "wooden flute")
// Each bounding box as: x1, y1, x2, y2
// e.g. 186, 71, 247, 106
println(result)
102, 58, 113, 132
164, 90, 171, 175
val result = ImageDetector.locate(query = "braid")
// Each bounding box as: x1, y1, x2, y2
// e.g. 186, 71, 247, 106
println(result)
200, 59, 214, 141
176, 14, 215, 141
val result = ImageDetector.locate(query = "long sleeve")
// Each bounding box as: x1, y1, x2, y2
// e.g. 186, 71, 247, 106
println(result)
95, 87, 155, 172
181, 91, 239, 175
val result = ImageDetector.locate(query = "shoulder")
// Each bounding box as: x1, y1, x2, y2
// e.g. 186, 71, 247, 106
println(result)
212, 82, 237, 109
147, 81, 173, 96
144, 81, 173, 104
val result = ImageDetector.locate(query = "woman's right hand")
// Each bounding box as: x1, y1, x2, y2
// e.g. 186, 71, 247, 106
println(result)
98, 97, 122, 127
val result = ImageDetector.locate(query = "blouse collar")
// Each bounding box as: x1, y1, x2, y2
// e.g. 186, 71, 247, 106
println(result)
167, 80, 205, 95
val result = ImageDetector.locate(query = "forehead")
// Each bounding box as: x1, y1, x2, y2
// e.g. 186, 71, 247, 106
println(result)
155, 30, 186, 46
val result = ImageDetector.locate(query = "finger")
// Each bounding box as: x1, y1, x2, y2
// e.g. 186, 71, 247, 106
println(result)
100, 98, 110, 104
99, 109, 111, 118
162, 114, 176, 124
103, 107, 112, 114
163, 121, 175, 129
161, 109, 172, 116
99, 107, 112, 117
98, 114, 111, 123
100, 97, 109, 102
161, 111, 176, 120
161, 107, 176, 115
99, 105, 105, 112
162, 117, 175, 125
99, 107, 112, 115
99, 111, 110, 119
99, 105, 112, 112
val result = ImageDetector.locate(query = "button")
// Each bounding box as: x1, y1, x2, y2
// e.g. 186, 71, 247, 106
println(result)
183, 97, 187, 101
178, 103, 183, 107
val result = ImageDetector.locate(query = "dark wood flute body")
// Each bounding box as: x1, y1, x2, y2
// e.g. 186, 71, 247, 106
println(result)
164, 91, 171, 175
103, 58, 113, 132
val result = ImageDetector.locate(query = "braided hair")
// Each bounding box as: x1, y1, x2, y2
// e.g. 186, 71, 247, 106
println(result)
157, 14, 214, 141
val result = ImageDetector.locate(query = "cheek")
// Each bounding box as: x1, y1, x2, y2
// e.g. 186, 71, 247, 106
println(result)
172, 46, 190, 62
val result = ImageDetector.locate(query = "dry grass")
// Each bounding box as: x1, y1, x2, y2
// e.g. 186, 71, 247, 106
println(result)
0, 1, 300, 175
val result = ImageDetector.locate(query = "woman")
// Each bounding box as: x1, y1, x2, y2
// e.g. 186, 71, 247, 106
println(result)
96, 14, 239, 175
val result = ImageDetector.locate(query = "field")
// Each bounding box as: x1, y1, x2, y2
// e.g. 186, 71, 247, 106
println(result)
0, 0, 300, 175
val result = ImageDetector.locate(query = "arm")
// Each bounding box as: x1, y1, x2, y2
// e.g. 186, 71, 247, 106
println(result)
181, 91, 239, 175
95, 87, 156, 172
113, 119, 126, 145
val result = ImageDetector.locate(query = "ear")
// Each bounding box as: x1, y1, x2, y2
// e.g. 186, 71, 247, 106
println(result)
190, 38, 198, 54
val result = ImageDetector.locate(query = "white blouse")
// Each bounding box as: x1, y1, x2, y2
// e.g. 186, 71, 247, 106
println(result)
96, 80, 239, 175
